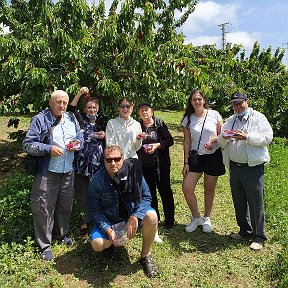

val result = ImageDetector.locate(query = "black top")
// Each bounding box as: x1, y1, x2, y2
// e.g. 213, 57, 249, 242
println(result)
137, 117, 174, 167
112, 179, 129, 219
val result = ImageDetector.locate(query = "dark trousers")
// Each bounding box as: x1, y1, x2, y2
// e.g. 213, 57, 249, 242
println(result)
74, 173, 90, 225
229, 162, 267, 242
30, 171, 74, 250
142, 165, 175, 226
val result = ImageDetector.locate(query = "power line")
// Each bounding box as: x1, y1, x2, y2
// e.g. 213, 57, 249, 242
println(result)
218, 22, 231, 50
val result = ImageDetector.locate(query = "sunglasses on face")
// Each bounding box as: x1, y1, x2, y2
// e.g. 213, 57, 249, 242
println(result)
119, 104, 131, 109
104, 157, 122, 163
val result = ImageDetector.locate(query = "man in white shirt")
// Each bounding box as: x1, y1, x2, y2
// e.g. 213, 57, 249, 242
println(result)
218, 92, 273, 250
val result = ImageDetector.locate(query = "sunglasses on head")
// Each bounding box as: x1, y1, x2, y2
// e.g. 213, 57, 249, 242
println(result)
104, 157, 122, 163
119, 104, 131, 109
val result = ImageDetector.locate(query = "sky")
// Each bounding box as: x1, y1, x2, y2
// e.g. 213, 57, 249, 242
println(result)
177, 1, 288, 54
1, 0, 288, 64
100, 0, 288, 65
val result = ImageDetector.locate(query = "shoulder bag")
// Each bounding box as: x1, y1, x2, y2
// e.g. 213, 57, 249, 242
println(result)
188, 111, 208, 167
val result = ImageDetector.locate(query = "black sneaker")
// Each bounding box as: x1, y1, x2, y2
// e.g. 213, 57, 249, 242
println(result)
164, 224, 174, 230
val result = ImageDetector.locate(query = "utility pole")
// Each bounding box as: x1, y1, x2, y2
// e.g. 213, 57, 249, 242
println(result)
282, 42, 288, 67
218, 22, 231, 50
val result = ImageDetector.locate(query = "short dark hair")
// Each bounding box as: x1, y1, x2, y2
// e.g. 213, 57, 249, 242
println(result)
117, 97, 134, 107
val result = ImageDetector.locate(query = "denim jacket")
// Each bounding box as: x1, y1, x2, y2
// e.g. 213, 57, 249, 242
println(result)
88, 166, 152, 235
22, 109, 83, 175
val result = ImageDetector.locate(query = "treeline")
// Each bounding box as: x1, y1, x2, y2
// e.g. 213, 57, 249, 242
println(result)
1, 0, 288, 136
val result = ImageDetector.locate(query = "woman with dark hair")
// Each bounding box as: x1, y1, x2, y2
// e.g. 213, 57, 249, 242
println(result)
68, 87, 107, 237
181, 89, 225, 234
105, 97, 144, 159
137, 103, 175, 241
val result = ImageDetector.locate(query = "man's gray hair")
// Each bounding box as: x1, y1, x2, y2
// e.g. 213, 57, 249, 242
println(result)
51, 90, 69, 100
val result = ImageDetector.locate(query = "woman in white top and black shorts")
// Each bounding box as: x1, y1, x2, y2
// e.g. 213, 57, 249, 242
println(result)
181, 89, 225, 234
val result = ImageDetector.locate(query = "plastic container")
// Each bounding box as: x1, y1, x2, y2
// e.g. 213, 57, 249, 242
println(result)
111, 221, 129, 246
143, 144, 152, 153
222, 130, 237, 137
66, 139, 80, 150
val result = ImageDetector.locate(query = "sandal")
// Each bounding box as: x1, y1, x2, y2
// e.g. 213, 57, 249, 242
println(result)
139, 255, 158, 278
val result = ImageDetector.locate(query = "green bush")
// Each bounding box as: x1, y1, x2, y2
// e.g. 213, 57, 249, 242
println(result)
272, 137, 288, 146
0, 237, 63, 287
0, 173, 33, 243
265, 144, 288, 287
0, 238, 38, 286
0, 174, 65, 287
269, 245, 288, 288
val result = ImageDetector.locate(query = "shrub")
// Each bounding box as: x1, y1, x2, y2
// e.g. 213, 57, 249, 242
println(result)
0, 237, 63, 287
272, 137, 288, 146
269, 245, 288, 288
265, 144, 288, 287
0, 173, 33, 243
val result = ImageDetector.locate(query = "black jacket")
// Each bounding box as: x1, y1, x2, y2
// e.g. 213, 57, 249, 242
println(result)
137, 117, 174, 169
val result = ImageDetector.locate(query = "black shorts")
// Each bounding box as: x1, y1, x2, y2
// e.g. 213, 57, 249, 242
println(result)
189, 147, 226, 176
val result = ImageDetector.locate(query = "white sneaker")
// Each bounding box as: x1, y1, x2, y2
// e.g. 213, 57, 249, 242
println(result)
202, 216, 212, 233
154, 230, 163, 243
250, 242, 263, 250
185, 216, 203, 233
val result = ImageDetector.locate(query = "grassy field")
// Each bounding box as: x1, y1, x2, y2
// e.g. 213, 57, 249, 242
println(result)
0, 110, 287, 287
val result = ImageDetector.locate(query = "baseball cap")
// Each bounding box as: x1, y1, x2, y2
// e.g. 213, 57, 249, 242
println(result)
230, 92, 247, 102
137, 102, 152, 110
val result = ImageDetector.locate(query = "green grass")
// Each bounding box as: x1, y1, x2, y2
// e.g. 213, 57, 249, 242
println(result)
0, 111, 287, 287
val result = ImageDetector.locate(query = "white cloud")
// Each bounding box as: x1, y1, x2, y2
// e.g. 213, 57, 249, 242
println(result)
227, 31, 261, 50
185, 35, 219, 47
183, 29, 259, 51
179, 1, 239, 34
177, 1, 263, 51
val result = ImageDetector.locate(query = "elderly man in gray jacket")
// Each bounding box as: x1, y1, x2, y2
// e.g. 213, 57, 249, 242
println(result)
23, 90, 83, 260
218, 92, 273, 250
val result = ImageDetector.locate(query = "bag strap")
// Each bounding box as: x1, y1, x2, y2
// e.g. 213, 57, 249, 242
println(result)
196, 110, 208, 150
42, 114, 61, 143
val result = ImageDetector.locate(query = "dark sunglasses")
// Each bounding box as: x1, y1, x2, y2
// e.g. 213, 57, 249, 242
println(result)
104, 157, 122, 163
119, 104, 131, 109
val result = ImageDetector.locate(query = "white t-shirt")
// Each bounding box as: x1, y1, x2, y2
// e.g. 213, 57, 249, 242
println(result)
181, 110, 222, 155
105, 116, 142, 159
